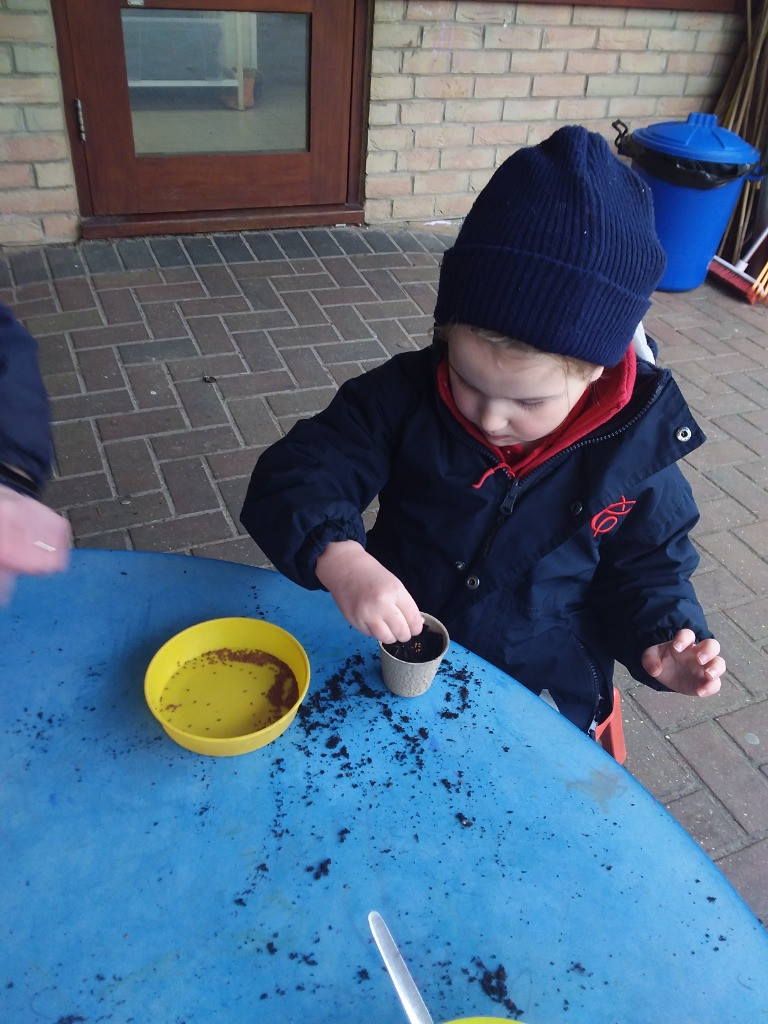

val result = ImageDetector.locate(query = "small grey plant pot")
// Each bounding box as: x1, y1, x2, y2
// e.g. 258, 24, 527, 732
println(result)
378, 612, 450, 698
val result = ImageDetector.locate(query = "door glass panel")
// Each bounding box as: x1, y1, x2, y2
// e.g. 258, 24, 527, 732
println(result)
121, 9, 309, 156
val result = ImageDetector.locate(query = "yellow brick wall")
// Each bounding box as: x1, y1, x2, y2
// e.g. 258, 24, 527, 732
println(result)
0, 0, 77, 247
366, 0, 743, 229
0, 0, 745, 246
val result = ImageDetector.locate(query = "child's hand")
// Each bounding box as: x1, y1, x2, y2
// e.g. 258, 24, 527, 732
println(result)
315, 540, 423, 644
641, 629, 724, 698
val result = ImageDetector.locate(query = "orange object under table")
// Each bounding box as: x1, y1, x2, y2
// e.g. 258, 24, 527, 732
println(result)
595, 686, 627, 764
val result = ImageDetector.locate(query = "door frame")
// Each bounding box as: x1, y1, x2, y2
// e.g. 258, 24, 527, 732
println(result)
51, 0, 373, 238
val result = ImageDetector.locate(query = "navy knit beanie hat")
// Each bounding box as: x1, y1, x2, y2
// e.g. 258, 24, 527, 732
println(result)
433, 125, 666, 367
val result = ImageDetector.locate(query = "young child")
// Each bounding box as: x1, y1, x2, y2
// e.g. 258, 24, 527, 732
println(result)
240, 125, 724, 733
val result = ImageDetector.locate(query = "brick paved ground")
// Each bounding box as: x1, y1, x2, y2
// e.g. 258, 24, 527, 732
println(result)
1, 227, 766, 926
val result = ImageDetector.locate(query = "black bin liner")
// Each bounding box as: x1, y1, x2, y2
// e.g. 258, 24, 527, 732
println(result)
613, 119, 757, 191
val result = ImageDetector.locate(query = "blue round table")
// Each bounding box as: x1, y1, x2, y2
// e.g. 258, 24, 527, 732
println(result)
2, 550, 766, 1024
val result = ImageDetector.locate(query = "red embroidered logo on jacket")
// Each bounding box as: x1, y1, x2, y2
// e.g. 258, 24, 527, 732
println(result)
591, 495, 636, 537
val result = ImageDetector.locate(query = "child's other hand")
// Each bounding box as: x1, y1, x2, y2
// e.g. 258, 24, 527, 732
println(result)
315, 540, 423, 644
641, 629, 724, 698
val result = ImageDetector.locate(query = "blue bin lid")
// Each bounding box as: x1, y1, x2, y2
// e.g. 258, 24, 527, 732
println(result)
632, 112, 760, 163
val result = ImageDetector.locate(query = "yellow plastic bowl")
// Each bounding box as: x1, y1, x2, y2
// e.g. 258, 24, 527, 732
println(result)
144, 617, 310, 756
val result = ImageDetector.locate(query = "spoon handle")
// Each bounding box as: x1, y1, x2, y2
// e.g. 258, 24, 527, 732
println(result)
368, 910, 435, 1024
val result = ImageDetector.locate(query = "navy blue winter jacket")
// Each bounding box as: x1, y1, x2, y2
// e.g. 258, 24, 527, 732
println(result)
0, 302, 54, 497
240, 340, 710, 731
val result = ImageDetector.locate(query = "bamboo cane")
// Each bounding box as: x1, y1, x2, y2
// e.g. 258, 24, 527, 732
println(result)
748, 260, 768, 300
714, 0, 768, 265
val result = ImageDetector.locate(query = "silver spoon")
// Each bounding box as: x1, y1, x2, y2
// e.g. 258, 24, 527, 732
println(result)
368, 910, 435, 1024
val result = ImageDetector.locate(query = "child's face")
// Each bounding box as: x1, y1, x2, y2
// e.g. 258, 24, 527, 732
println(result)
447, 325, 603, 450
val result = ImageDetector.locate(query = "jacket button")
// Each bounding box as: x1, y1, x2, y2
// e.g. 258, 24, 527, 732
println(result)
676, 426, 692, 442
570, 501, 583, 515
465, 574, 480, 590
455, 561, 466, 572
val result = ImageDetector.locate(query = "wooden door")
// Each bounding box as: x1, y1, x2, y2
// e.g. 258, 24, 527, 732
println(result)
52, 0, 368, 235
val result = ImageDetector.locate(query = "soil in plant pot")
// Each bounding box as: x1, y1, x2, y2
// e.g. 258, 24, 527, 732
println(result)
382, 625, 444, 663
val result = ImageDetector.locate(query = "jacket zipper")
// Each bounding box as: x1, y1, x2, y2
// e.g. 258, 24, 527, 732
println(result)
574, 635, 604, 736
474, 476, 520, 563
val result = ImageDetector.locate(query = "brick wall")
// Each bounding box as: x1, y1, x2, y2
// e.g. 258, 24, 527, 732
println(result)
0, 0, 745, 246
367, 0, 744, 228
0, 0, 77, 247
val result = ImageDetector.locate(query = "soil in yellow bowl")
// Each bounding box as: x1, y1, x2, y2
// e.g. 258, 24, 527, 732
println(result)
158, 646, 299, 738
145, 617, 310, 755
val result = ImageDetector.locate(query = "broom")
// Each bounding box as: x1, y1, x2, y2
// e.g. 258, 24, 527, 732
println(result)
708, 221, 768, 299
709, 0, 768, 299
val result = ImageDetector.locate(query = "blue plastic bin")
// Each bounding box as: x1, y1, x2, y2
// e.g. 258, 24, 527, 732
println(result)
613, 113, 762, 291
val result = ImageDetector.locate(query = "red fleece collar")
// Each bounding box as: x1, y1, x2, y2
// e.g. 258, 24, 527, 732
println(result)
437, 347, 637, 487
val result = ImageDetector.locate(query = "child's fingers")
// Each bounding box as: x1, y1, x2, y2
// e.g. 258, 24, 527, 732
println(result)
361, 612, 399, 644
365, 603, 418, 644
694, 637, 721, 664
694, 649, 725, 697
640, 643, 663, 677
671, 627, 697, 653
403, 603, 426, 639
389, 605, 418, 644
696, 673, 722, 697
370, 621, 398, 644
702, 653, 726, 680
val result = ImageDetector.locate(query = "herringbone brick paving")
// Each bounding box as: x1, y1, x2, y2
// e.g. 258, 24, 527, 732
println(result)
1, 227, 766, 926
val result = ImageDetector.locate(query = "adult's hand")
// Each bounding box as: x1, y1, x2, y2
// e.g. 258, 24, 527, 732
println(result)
0, 484, 71, 602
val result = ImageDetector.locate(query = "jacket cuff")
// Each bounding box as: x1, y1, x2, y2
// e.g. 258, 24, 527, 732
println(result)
300, 520, 367, 589
0, 464, 41, 499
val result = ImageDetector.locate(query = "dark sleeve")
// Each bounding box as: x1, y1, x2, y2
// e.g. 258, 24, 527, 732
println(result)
0, 302, 54, 496
240, 356, 417, 590
588, 465, 711, 688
